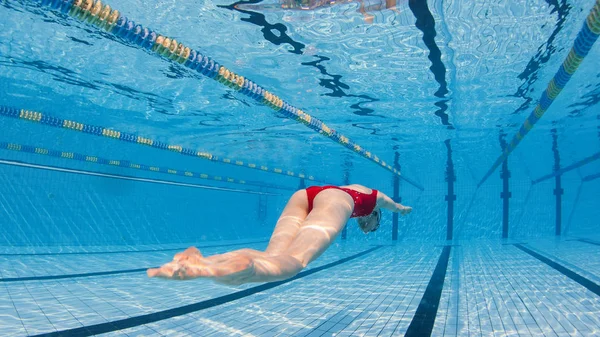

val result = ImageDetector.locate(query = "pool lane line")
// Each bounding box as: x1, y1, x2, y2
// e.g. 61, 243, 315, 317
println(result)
577, 238, 600, 247
404, 245, 452, 337
514, 244, 600, 297
1, 267, 154, 283
0, 158, 279, 196
0, 240, 269, 282
583, 172, 600, 181
1, 106, 324, 184
0, 239, 269, 257
27, 245, 384, 337
300, 244, 441, 337
0, 140, 297, 191
501, 242, 527, 246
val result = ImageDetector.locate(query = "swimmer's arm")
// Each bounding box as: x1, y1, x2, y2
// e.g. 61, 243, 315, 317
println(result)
376, 192, 412, 214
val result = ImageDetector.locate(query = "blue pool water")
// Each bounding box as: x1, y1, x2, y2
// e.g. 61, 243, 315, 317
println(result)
0, 0, 599, 336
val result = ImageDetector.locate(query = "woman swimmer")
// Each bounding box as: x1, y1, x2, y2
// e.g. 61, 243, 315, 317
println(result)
147, 184, 412, 285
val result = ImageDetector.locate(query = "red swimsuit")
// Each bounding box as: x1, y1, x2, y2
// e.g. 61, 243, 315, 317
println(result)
305, 185, 378, 218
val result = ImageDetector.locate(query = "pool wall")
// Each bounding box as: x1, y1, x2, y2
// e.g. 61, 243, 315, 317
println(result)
1, 113, 597, 246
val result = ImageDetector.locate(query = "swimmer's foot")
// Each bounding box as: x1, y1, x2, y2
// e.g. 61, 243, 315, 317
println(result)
146, 256, 214, 280
400, 206, 412, 215
147, 247, 255, 283
147, 246, 211, 280
146, 260, 212, 280
173, 246, 204, 263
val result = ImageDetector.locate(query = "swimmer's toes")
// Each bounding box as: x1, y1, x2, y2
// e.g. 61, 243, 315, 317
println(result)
173, 252, 188, 262
184, 246, 203, 257
147, 268, 161, 278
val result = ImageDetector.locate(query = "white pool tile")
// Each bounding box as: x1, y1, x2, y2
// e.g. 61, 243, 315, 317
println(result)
2, 240, 600, 336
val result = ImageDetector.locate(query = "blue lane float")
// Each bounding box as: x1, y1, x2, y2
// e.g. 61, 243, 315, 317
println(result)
478, 0, 600, 187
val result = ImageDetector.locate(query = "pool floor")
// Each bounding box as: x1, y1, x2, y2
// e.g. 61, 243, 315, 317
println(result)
1, 237, 599, 336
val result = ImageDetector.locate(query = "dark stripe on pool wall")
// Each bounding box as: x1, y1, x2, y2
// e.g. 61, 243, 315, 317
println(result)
28, 246, 383, 337
499, 131, 511, 239
0, 240, 268, 256
392, 152, 401, 241
444, 140, 455, 241
514, 244, 600, 297
552, 129, 563, 236
405, 245, 452, 337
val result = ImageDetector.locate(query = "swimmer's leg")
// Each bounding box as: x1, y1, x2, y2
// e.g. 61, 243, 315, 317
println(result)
148, 245, 302, 282
203, 248, 272, 264
147, 249, 304, 284
147, 189, 343, 284
281, 190, 352, 267
264, 190, 309, 255
386, 0, 398, 11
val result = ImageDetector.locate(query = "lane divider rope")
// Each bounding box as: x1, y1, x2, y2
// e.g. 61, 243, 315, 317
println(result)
32, 0, 402, 177
0, 140, 297, 191
478, 0, 600, 187
0, 105, 322, 182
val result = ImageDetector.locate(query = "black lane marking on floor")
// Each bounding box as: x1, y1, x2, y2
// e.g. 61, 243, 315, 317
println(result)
0, 240, 269, 256
1, 241, 270, 283
514, 244, 600, 297
405, 245, 452, 337
577, 238, 600, 247
28, 246, 383, 337
1, 268, 154, 283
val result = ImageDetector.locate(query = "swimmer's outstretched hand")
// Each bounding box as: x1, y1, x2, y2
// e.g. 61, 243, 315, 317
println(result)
399, 205, 412, 215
